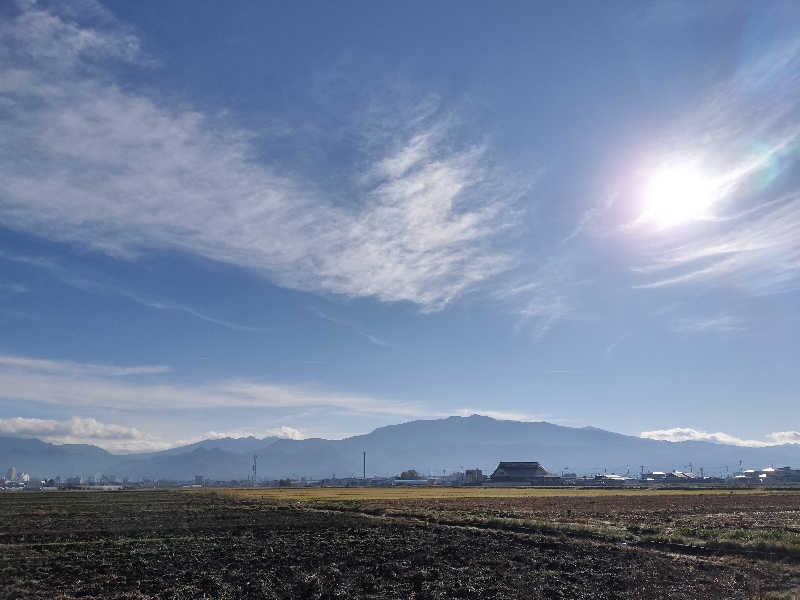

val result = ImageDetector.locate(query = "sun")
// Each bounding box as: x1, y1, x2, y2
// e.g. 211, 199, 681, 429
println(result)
640, 164, 716, 228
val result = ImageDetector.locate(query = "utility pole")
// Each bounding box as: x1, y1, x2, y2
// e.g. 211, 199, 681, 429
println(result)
362, 450, 366, 480
252, 455, 258, 487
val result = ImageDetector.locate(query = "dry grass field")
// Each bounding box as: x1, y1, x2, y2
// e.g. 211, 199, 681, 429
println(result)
1, 487, 799, 599
216, 485, 791, 501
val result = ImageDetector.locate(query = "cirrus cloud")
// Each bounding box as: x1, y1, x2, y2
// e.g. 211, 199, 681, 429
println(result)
0, 1, 520, 311
632, 30, 800, 297
0, 353, 425, 417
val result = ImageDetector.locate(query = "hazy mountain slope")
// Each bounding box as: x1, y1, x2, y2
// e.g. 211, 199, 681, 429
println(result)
264, 416, 800, 478
107, 448, 252, 481
134, 436, 279, 459
0, 436, 115, 478
4, 416, 800, 480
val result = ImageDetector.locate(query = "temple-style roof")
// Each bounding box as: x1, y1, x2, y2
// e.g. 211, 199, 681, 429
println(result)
490, 461, 550, 481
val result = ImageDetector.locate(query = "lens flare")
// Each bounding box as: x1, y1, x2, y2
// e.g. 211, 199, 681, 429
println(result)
640, 164, 717, 228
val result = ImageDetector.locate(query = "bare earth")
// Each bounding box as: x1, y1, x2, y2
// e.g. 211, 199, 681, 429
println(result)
1, 488, 799, 599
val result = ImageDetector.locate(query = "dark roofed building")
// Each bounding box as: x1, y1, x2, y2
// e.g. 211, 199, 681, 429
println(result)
490, 461, 551, 483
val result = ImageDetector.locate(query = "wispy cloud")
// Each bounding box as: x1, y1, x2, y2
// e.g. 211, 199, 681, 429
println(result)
632, 30, 800, 296
308, 306, 389, 347
0, 2, 521, 311
0, 282, 27, 294
641, 427, 800, 448
0, 252, 271, 333
635, 192, 800, 294
128, 295, 270, 333
0, 355, 553, 443
560, 194, 618, 246
0, 416, 306, 453
496, 263, 572, 340
0, 354, 170, 377
670, 314, 746, 335
0, 353, 424, 416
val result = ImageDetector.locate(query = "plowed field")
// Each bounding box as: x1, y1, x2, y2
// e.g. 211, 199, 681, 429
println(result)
1, 489, 798, 599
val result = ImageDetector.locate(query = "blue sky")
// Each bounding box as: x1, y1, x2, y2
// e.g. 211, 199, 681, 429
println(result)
1, 0, 799, 452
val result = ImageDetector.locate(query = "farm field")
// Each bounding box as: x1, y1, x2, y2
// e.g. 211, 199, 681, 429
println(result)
1, 488, 799, 599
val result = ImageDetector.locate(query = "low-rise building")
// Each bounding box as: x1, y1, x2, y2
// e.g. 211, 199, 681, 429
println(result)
464, 469, 484, 484
665, 471, 697, 481
759, 466, 800, 483
488, 461, 561, 486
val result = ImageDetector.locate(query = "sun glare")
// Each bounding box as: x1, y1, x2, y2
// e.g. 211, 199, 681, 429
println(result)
640, 164, 716, 228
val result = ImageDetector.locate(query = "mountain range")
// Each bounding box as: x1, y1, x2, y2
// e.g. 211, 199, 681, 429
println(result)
3, 415, 800, 481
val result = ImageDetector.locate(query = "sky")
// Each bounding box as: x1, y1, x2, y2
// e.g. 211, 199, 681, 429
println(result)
1, 0, 799, 453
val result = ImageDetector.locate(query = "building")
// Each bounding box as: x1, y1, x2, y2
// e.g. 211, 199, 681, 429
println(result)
6, 466, 17, 482
587, 473, 633, 486
758, 467, 800, 483
646, 472, 667, 480
665, 471, 697, 481
464, 469, 484, 484
489, 461, 558, 485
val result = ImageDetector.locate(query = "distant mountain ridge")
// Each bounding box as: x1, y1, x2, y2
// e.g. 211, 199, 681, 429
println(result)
133, 436, 279, 459
3, 415, 800, 480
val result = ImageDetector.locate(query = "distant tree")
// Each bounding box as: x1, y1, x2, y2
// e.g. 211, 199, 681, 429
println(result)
399, 469, 420, 480
278, 478, 292, 487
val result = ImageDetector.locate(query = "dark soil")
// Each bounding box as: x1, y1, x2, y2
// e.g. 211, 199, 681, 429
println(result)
0, 490, 797, 599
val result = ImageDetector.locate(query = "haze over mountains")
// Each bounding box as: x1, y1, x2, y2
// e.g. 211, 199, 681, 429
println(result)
4, 416, 800, 481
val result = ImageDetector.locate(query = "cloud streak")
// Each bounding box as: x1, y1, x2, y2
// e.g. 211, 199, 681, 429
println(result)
0, 2, 520, 311
0, 416, 306, 453
308, 306, 389, 348
495, 261, 573, 340
0, 354, 170, 377
128, 295, 270, 333
636, 191, 800, 294
669, 315, 746, 335
0, 353, 423, 417
0, 282, 27, 294
0, 251, 270, 333
641, 427, 800, 448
